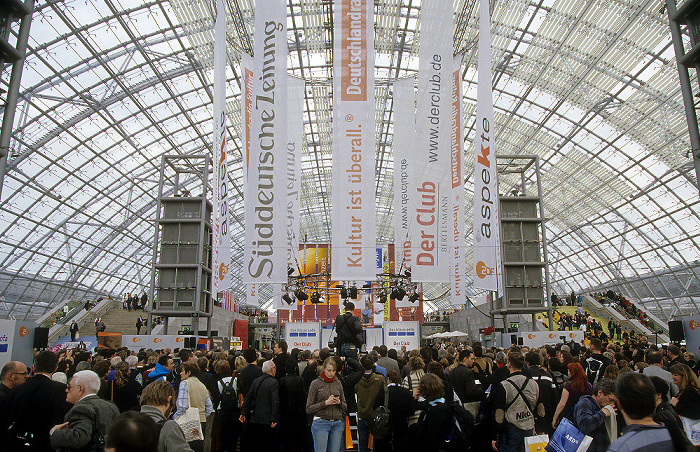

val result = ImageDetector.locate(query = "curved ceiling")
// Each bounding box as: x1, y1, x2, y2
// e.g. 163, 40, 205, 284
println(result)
1, 0, 699, 320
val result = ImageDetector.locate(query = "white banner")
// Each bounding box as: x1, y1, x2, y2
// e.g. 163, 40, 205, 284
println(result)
287, 77, 304, 268
383, 321, 420, 351
246, 283, 258, 306
212, 0, 230, 294
450, 60, 465, 307
473, 0, 500, 292
243, 0, 288, 284
411, 1, 452, 282
331, 0, 376, 280
285, 322, 321, 350
393, 78, 415, 276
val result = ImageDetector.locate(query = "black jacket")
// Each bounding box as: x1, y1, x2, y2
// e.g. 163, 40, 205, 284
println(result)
238, 362, 264, 401
448, 363, 483, 403
2, 374, 72, 451
242, 373, 279, 425
373, 384, 416, 452
335, 312, 362, 347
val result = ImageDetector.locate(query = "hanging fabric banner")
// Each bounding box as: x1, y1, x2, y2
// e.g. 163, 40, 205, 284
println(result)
246, 284, 258, 307
243, 0, 288, 284
473, 0, 501, 292
411, 0, 452, 282
331, 0, 376, 281
450, 59, 464, 307
212, 0, 230, 295
287, 77, 304, 270
393, 77, 415, 276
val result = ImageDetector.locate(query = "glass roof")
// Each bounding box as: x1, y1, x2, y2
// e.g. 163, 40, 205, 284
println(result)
1, 0, 699, 320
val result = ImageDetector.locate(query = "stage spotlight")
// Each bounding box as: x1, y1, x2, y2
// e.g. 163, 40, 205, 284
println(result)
404, 268, 411, 278
379, 291, 388, 304
287, 266, 295, 276
409, 292, 420, 303
295, 289, 309, 301
391, 286, 406, 301
339, 285, 348, 299
282, 293, 295, 305
310, 291, 321, 304
349, 286, 358, 299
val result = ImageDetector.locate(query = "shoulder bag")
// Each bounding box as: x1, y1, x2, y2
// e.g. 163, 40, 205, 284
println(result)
175, 380, 205, 442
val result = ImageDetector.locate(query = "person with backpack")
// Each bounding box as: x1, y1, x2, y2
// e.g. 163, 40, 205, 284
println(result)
334, 302, 363, 360
278, 358, 307, 452
552, 362, 593, 428
405, 373, 472, 452
525, 351, 557, 436
492, 351, 544, 452
582, 338, 612, 385
216, 361, 241, 452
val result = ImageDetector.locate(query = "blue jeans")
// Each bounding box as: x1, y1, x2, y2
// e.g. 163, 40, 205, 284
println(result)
498, 424, 533, 452
311, 418, 345, 452
357, 418, 369, 452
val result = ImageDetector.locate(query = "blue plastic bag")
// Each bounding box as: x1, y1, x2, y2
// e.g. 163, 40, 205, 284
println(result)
545, 418, 592, 452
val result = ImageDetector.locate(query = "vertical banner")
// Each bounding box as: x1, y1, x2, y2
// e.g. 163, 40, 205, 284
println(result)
212, 0, 230, 295
473, 0, 501, 292
243, 0, 288, 284
411, 1, 452, 282
450, 59, 464, 307
246, 283, 258, 307
331, 0, 376, 280
287, 77, 304, 269
393, 78, 415, 276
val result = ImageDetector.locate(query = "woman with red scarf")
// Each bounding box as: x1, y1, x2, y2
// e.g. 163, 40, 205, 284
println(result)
306, 357, 347, 452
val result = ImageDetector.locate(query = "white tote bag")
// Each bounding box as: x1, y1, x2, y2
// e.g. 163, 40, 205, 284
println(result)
175, 381, 204, 442
681, 416, 700, 446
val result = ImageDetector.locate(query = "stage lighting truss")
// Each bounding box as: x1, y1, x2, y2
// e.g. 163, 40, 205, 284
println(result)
282, 269, 418, 306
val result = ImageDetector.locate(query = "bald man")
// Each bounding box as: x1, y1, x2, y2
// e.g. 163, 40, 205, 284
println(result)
1, 361, 28, 398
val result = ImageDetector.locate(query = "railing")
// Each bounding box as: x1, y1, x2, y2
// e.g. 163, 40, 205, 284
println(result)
48, 297, 118, 344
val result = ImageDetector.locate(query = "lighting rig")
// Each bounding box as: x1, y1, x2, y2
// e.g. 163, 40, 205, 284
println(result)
280, 266, 421, 306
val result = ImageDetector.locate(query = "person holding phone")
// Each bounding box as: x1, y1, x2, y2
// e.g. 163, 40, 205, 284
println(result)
306, 357, 347, 452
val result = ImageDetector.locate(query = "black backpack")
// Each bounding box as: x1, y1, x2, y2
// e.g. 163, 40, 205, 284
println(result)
473, 361, 493, 389
219, 378, 239, 415
585, 357, 604, 385
439, 402, 473, 452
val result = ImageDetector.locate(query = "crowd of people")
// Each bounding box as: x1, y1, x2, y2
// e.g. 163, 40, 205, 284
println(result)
124, 292, 148, 311
1, 332, 700, 452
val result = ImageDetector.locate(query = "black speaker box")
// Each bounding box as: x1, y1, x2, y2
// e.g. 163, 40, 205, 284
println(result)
518, 336, 524, 346
668, 320, 685, 342
34, 327, 49, 350
184, 336, 196, 349
510, 334, 518, 345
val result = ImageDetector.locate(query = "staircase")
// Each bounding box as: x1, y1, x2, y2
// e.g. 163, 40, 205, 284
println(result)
80, 308, 145, 337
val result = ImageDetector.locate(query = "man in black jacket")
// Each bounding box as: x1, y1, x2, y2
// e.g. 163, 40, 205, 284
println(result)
3, 351, 72, 451
448, 349, 483, 405
240, 360, 279, 452
335, 302, 363, 360
525, 350, 558, 435
582, 338, 612, 385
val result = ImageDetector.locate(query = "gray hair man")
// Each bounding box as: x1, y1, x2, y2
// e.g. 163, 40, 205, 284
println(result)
50, 370, 119, 451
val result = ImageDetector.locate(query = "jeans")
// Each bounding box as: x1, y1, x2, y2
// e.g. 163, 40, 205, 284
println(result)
357, 418, 370, 452
498, 424, 533, 452
311, 418, 345, 452
339, 343, 358, 361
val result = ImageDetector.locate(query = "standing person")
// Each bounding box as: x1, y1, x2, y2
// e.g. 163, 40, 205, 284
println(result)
70, 320, 79, 342
94, 316, 102, 337
492, 351, 544, 452
355, 354, 386, 452
582, 338, 612, 385
136, 315, 144, 335
215, 361, 241, 452
3, 351, 71, 451
272, 340, 290, 379
306, 357, 347, 452
111, 361, 142, 412
569, 378, 617, 452
237, 348, 263, 452
608, 373, 674, 451
334, 302, 363, 360
372, 370, 415, 452
49, 370, 120, 451
525, 351, 557, 436
670, 363, 700, 420
174, 361, 214, 452
650, 376, 694, 452
402, 356, 425, 399
279, 358, 307, 452
140, 379, 194, 452
0, 361, 28, 399
240, 360, 279, 452
643, 351, 679, 401
377, 345, 400, 374
552, 362, 594, 427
